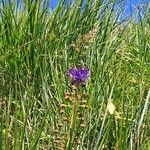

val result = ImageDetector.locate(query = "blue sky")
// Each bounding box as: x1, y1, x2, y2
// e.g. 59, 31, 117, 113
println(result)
51, 0, 59, 9
51, 0, 149, 11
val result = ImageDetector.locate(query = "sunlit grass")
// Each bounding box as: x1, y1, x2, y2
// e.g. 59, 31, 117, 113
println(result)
0, 0, 150, 149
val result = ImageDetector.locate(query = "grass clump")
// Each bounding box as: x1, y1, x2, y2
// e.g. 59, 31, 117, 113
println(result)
0, 0, 150, 149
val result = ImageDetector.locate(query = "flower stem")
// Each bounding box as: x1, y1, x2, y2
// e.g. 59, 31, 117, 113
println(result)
65, 90, 78, 149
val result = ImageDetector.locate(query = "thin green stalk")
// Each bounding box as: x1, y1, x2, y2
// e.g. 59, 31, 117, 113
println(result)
65, 90, 79, 149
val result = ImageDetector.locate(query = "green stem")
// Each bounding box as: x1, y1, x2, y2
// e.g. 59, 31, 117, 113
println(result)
65, 90, 78, 150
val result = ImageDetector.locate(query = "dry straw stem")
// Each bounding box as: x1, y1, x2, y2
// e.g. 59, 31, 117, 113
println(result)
70, 27, 98, 52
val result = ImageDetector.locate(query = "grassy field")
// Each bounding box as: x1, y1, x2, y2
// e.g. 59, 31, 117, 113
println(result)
0, 0, 150, 149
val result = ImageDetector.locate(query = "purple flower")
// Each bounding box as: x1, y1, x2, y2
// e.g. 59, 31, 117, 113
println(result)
67, 67, 90, 84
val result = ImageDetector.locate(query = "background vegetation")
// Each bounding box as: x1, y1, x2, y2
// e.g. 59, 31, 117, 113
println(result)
0, 0, 150, 149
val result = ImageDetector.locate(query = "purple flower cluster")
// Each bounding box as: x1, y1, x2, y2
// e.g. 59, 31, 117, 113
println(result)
67, 67, 90, 85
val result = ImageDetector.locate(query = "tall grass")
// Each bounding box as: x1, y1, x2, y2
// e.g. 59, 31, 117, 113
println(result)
0, 0, 150, 149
